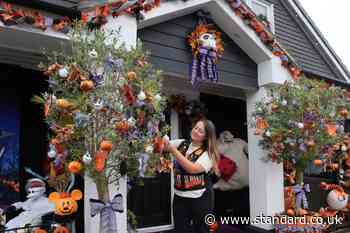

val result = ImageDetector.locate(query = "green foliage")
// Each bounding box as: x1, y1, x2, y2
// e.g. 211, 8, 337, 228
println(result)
251, 77, 350, 175
39, 21, 169, 195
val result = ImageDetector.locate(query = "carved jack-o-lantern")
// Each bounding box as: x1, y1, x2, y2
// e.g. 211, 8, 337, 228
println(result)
327, 189, 349, 210
198, 33, 217, 50
49, 189, 83, 216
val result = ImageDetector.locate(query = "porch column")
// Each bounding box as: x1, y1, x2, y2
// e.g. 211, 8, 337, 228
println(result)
84, 14, 137, 233
247, 57, 291, 230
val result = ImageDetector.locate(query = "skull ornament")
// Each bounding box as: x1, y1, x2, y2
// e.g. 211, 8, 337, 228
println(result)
199, 33, 216, 50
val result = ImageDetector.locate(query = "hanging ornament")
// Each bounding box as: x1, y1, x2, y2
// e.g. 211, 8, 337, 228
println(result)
154, 94, 162, 102
83, 152, 92, 165
89, 49, 98, 58
68, 161, 82, 174
58, 67, 69, 78
137, 91, 146, 101
127, 71, 137, 81
100, 140, 113, 152
95, 150, 108, 172
188, 24, 224, 87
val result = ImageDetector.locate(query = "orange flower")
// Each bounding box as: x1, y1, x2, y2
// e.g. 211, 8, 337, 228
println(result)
249, 18, 264, 33
289, 66, 302, 80
95, 150, 108, 172
325, 123, 337, 137
115, 120, 130, 134
122, 84, 136, 105
81, 12, 89, 23
44, 63, 63, 76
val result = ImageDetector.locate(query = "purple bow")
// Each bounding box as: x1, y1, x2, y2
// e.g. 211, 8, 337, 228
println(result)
90, 194, 124, 233
292, 183, 310, 209
190, 46, 219, 87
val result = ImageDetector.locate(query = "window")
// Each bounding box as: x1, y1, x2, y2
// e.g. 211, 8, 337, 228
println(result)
244, 0, 275, 33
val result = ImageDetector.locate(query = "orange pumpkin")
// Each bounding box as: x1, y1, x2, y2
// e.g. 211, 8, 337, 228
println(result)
313, 159, 323, 166
100, 140, 113, 152
80, 80, 94, 91
127, 71, 137, 81
53, 226, 70, 233
49, 190, 83, 216
95, 150, 108, 172
68, 161, 82, 173
56, 99, 72, 109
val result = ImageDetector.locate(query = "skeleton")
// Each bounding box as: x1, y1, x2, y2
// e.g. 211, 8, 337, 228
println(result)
198, 33, 217, 50
5, 178, 55, 233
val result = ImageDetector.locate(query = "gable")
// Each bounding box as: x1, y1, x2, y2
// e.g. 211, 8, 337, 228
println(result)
138, 13, 258, 92
265, 0, 347, 83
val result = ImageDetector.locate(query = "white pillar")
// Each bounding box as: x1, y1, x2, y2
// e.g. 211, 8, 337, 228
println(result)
247, 57, 291, 230
84, 14, 137, 233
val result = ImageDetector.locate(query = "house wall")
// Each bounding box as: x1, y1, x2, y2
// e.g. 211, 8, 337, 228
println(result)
138, 13, 258, 90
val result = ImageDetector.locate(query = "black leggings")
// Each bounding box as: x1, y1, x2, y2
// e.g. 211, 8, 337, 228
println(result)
173, 188, 214, 233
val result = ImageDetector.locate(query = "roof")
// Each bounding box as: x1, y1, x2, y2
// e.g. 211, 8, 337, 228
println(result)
275, 0, 350, 84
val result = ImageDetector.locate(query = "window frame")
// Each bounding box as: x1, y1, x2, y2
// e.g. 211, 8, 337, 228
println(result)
135, 109, 178, 233
244, 0, 275, 34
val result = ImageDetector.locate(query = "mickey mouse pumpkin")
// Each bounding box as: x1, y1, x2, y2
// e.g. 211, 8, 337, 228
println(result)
49, 189, 83, 216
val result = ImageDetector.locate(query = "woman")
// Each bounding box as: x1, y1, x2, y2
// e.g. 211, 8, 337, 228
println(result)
164, 118, 220, 233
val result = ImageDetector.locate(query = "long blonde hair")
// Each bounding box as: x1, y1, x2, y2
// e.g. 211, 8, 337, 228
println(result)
196, 118, 220, 176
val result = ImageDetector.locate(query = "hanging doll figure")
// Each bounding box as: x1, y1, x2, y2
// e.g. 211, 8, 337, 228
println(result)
188, 24, 224, 87
5, 178, 55, 233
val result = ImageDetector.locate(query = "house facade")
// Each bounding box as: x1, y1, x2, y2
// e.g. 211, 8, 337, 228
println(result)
0, 0, 349, 233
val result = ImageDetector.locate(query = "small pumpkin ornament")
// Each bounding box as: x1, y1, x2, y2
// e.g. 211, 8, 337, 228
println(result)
100, 140, 113, 152
153, 136, 166, 154
127, 71, 137, 81
80, 80, 94, 92
68, 161, 82, 173
53, 226, 70, 233
313, 159, 323, 166
49, 189, 83, 216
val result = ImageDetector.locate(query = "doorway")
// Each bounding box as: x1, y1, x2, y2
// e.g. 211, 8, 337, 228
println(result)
200, 93, 250, 228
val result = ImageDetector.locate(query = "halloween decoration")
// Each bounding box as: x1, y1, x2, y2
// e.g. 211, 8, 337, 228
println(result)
251, 77, 350, 185
90, 194, 124, 233
5, 179, 55, 232
48, 189, 83, 216
188, 23, 224, 87
34, 22, 169, 232
213, 131, 249, 191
